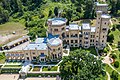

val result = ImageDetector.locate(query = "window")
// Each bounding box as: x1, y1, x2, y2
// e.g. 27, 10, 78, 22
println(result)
93, 40, 94, 42
58, 48, 60, 50
71, 40, 73, 43
75, 40, 78, 43
98, 22, 99, 24
75, 34, 78, 37
84, 41, 88, 44
79, 35, 82, 37
26, 53, 28, 55
53, 49, 55, 51
41, 53, 44, 55
103, 36, 104, 38
90, 40, 92, 42
67, 40, 69, 43
91, 35, 92, 38
55, 54, 57, 58
105, 22, 106, 24
54, 29, 58, 31
33, 52, 35, 55
75, 44, 77, 47
102, 40, 104, 42
67, 35, 69, 37
62, 27, 65, 30
85, 37, 88, 39
33, 57, 36, 60
27, 57, 29, 60
80, 40, 82, 42
41, 59, 44, 61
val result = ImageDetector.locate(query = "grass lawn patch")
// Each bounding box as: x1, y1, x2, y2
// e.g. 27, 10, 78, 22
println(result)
0, 22, 26, 34
111, 50, 120, 72
0, 53, 6, 64
33, 66, 41, 71
47, 62, 58, 65
109, 29, 120, 48
4, 65, 22, 68
105, 64, 113, 74
42, 66, 58, 71
1, 68, 20, 73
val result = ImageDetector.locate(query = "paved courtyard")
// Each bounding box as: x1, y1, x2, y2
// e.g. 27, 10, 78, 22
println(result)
0, 74, 19, 80
25, 77, 56, 80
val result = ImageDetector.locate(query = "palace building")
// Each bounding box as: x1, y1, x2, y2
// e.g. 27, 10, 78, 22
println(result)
5, 2, 111, 62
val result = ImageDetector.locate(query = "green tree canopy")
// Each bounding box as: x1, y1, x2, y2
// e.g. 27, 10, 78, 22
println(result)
60, 49, 105, 80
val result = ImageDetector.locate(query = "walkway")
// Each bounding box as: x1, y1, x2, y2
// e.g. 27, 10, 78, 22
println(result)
0, 74, 19, 80
102, 43, 120, 80
106, 72, 110, 80
25, 77, 56, 80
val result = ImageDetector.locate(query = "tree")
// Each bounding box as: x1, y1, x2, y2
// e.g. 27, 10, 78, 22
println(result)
111, 71, 119, 80
107, 34, 114, 43
60, 49, 105, 80
84, 0, 95, 19
54, 7, 58, 17
48, 10, 52, 17
114, 61, 119, 68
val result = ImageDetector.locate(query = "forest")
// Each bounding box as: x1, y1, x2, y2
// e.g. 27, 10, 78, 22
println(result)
0, 0, 120, 40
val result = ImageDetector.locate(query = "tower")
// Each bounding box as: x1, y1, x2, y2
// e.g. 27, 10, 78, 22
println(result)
95, 11, 111, 50
47, 18, 67, 39
95, 2, 108, 14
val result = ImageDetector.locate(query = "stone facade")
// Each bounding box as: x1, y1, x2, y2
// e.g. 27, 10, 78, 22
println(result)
5, 2, 111, 62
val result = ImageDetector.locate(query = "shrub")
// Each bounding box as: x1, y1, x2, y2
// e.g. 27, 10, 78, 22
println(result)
103, 48, 107, 53
110, 54, 117, 59
114, 61, 119, 68
111, 71, 118, 80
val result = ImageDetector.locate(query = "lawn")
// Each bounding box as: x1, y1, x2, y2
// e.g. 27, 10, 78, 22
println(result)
4, 65, 22, 68
32, 66, 41, 71
1, 68, 21, 73
109, 29, 120, 45
111, 50, 120, 72
0, 22, 27, 45
42, 66, 58, 71
0, 22, 26, 34
105, 64, 120, 80
0, 53, 6, 64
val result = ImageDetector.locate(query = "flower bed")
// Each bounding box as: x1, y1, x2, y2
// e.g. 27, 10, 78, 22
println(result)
4, 65, 22, 68
1, 68, 21, 73
42, 66, 58, 71
32, 66, 41, 71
